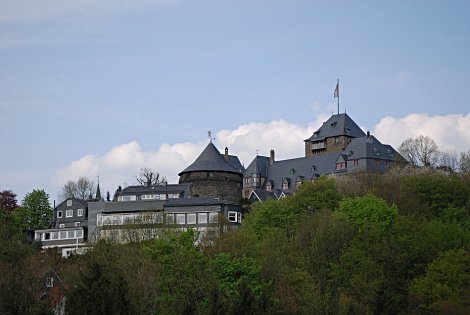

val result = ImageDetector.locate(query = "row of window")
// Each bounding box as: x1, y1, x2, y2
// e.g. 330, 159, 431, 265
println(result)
57, 208, 83, 218
36, 229, 84, 241
97, 211, 242, 227
118, 193, 180, 202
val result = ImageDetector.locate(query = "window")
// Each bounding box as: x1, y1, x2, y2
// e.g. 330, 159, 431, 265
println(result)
44, 232, 51, 240
187, 213, 197, 224
59, 224, 65, 228
282, 182, 288, 190
74, 222, 80, 227
198, 213, 208, 224
59, 231, 66, 239
57, 211, 63, 218
77, 208, 83, 216
52, 232, 58, 240
67, 230, 75, 239
335, 137, 340, 144
354, 159, 359, 167
209, 212, 218, 223
228, 211, 237, 222
46, 277, 54, 288
266, 184, 272, 192
237, 213, 242, 223
375, 159, 381, 166
176, 214, 185, 224
66, 210, 73, 218
76, 230, 83, 238
118, 195, 137, 202
67, 200, 72, 206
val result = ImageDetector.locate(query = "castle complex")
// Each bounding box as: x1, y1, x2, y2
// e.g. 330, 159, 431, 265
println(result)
34, 112, 401, 256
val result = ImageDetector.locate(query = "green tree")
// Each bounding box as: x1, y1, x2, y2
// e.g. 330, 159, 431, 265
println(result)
286, 176, 343, 212
211, 252, 271, 314
144, 229, 218, 314
409, 248, 470, 314
399, 173, 470, 218
338, 194, 398, 230
15, 189, 53, 230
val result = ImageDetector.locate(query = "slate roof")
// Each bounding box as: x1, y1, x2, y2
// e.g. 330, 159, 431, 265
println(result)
179, 142, 243, 175
344, 135, 398, 161
305, 113, 366, 142
120, 184, 191, 196
227, 155, 245, 173
264, 152, 340, 192
244, 155, 270, 177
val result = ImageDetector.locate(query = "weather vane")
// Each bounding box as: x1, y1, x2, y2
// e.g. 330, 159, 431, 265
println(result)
208, 131, 215, 143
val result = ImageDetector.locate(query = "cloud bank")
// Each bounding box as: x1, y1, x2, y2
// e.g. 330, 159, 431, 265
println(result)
373, 113, 470, 153
53, 112, 470, 198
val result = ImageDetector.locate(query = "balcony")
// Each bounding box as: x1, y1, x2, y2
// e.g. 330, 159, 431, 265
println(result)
311, 142, 326, 150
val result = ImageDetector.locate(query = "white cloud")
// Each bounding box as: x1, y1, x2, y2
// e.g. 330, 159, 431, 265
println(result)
373, 112, 470, 153
53, 112, 470, 200
52, 116, 329, 197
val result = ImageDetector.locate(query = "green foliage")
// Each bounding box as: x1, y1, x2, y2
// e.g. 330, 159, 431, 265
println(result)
66, 241, 134, 315
243, 199, 301, 239
211, 253, 271, 314
144, 229, 218, 314
339, 194, 398, 230
285, 176, 343, 212
15, 189, 53, 230
409, 248, 470, 314
399, 173, 470, 218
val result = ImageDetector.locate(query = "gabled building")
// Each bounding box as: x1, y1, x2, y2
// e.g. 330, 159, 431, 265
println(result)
243, 113, 402, 201
34, 197, 89, 257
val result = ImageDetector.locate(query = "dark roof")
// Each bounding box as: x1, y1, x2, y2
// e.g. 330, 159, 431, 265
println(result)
227, 155, 245, 173
55, 197, 88, 209
93, 200, 167, 213
244, 155, 270, 177
264, 153, 339, 192
120, 184, 191, 196
179, 142, 242, 175
344, 135, 398, 161
305, 113, 366, 142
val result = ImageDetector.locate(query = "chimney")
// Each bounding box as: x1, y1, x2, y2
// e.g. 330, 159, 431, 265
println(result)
270, 149, 275, 165
224, 147, 229, 161
367, 131, 370, 139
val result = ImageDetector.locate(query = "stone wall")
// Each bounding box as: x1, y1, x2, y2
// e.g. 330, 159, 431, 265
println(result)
179, 171, 242, 204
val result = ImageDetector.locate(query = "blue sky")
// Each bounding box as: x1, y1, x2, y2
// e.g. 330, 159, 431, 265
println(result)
1, 0, 470, 203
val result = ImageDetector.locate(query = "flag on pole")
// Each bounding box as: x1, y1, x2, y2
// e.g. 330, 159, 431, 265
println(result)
334, 81, 339, 98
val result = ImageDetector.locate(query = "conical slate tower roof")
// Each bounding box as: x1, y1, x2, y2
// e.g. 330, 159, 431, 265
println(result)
178, 142, 242, 176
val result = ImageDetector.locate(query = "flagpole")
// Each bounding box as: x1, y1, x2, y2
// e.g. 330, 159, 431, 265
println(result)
337, 79, 340, 115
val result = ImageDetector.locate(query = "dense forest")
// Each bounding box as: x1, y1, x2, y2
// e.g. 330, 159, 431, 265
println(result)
1, 168, 469, 314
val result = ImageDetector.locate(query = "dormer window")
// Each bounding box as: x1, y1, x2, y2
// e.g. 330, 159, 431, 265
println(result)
282, 179, 290, 190
67, 200, 72, 207
290, 168, 295, 175
331, 122, 337, 127
266, 184, 272, 192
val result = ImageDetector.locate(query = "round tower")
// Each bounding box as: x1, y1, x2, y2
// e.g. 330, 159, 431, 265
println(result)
178, 142, 243, 204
